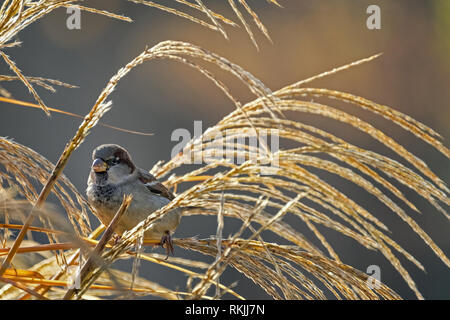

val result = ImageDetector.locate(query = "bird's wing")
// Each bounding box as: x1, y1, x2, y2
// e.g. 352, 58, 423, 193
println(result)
137, 168, 175, 201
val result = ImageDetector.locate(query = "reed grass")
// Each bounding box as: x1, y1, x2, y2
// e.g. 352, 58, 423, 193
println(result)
0, 0, 448, 300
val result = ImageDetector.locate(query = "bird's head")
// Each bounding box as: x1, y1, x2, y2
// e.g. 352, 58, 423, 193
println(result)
91, 144, 136, 183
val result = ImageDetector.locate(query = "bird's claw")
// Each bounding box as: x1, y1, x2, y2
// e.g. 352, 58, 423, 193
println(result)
112, 234, 122, 245
160, 231, 174, 260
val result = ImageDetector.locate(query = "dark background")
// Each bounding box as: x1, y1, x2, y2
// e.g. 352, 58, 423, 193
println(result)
0, 0, 449, 299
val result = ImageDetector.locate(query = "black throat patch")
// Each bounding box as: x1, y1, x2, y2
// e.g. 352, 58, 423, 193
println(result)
92, 170, 108, 185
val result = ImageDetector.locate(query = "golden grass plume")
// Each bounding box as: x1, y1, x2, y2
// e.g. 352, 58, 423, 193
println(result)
0, 0, 448, 301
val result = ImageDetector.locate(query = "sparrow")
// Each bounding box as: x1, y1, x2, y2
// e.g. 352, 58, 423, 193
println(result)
86, 144, 181, 257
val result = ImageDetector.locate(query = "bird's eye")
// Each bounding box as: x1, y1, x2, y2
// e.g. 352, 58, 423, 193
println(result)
106, 157, 120, 166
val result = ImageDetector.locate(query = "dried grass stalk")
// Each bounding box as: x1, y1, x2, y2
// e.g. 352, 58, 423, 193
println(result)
0, 2, 448, 298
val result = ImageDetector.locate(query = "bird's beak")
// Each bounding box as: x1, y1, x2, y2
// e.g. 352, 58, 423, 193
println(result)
92, 158, 108, 172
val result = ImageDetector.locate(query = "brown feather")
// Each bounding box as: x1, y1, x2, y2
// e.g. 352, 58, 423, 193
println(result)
113, 148, 135, 172
137, 169, 175, 200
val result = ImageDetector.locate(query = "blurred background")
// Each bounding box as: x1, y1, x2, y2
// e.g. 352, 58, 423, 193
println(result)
0, 0, 449, 299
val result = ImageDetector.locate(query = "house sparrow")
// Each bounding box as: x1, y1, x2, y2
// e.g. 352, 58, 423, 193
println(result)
86, 144, 181, 256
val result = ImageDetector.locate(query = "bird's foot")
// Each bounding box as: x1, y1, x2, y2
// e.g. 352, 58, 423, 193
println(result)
160, 231, 174, 260
112, 234, 122, 245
